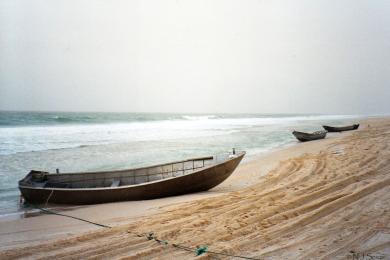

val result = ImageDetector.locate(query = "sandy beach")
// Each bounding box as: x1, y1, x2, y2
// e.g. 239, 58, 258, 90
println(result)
1, 117, 389, 259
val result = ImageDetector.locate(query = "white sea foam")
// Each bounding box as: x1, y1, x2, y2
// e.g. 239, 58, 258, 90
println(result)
0, 114, 359, 155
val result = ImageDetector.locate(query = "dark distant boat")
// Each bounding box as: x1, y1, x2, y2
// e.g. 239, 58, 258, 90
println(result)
322, 124, 359, 132
19, 152, 245, 205
292, 131, 327, 142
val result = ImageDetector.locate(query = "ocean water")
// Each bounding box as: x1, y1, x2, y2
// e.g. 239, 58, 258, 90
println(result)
0, 111, 361, 218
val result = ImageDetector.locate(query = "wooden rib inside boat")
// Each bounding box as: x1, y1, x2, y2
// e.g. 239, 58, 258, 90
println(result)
322, 124, 359, 132
19, 152, 245, 205
292, 130, 327, 142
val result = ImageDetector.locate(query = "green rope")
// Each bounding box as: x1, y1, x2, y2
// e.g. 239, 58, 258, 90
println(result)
196, 246, 208, 256
29, 204, 259, 260
132, 231, 261, 260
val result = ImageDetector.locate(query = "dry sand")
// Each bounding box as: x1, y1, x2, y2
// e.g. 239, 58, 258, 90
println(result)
1, 118, 389, 259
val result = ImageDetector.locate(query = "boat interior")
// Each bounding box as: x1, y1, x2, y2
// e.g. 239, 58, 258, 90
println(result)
22, 156, 222, 189
294, 130, 327, 135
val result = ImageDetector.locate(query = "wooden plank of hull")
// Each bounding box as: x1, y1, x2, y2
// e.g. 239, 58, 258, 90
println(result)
322, 124, 359, 132
19, 153, 244, 205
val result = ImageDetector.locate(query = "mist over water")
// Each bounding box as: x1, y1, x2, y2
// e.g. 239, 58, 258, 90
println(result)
0, 111, 362, 217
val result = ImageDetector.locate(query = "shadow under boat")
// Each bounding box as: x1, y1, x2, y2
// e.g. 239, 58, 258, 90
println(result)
19, 151, 245, 205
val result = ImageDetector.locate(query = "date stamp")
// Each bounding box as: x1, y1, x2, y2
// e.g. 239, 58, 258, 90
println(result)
347, 251, 386, 260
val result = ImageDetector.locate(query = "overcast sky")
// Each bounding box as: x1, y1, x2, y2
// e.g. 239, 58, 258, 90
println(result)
0, 0, 389, 114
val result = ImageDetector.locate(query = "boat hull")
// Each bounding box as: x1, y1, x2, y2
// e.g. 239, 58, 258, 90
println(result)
292, 131, 327, 142
19, 153, 244, 205
323, 124, 359, 132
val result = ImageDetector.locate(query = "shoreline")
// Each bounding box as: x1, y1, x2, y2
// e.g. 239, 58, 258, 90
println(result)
1, 117, 389, 259
0, 138, 293, 223
0, 127, 302, 223
0, 113, 368, 218
0, 120, 361, 248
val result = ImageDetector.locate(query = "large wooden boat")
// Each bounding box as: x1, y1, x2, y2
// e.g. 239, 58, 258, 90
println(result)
292, 131, 327, 142
322, 124, 359, 132
19, 152, 245, 205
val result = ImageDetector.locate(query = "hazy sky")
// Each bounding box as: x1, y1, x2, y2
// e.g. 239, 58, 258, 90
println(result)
1, 0, 389, 114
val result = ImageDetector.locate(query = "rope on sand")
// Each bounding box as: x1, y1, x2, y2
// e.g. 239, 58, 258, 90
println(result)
29, 190, 112, 229
30, 205, 260, 259
31, 205, 112, 229
129, 231, 261, 260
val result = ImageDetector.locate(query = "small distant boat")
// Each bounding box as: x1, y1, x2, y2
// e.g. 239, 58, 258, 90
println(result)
322, 124, 359, 132
292, 131, 327, 142
19, 152, 245, 205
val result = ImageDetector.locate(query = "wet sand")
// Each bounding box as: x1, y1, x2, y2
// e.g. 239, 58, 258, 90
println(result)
1, 117, 389, 259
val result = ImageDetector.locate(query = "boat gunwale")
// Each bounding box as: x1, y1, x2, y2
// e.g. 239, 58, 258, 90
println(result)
19, 152, 245, 192
42, 155, 215, 177
292, 130, 327, 136
322, 124, 359, 128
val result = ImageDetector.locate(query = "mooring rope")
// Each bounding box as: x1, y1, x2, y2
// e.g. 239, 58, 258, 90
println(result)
44, 190, 54, 208
32, 205, 112, 229
129, 231, 261, 260
31, 205, 260, 259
